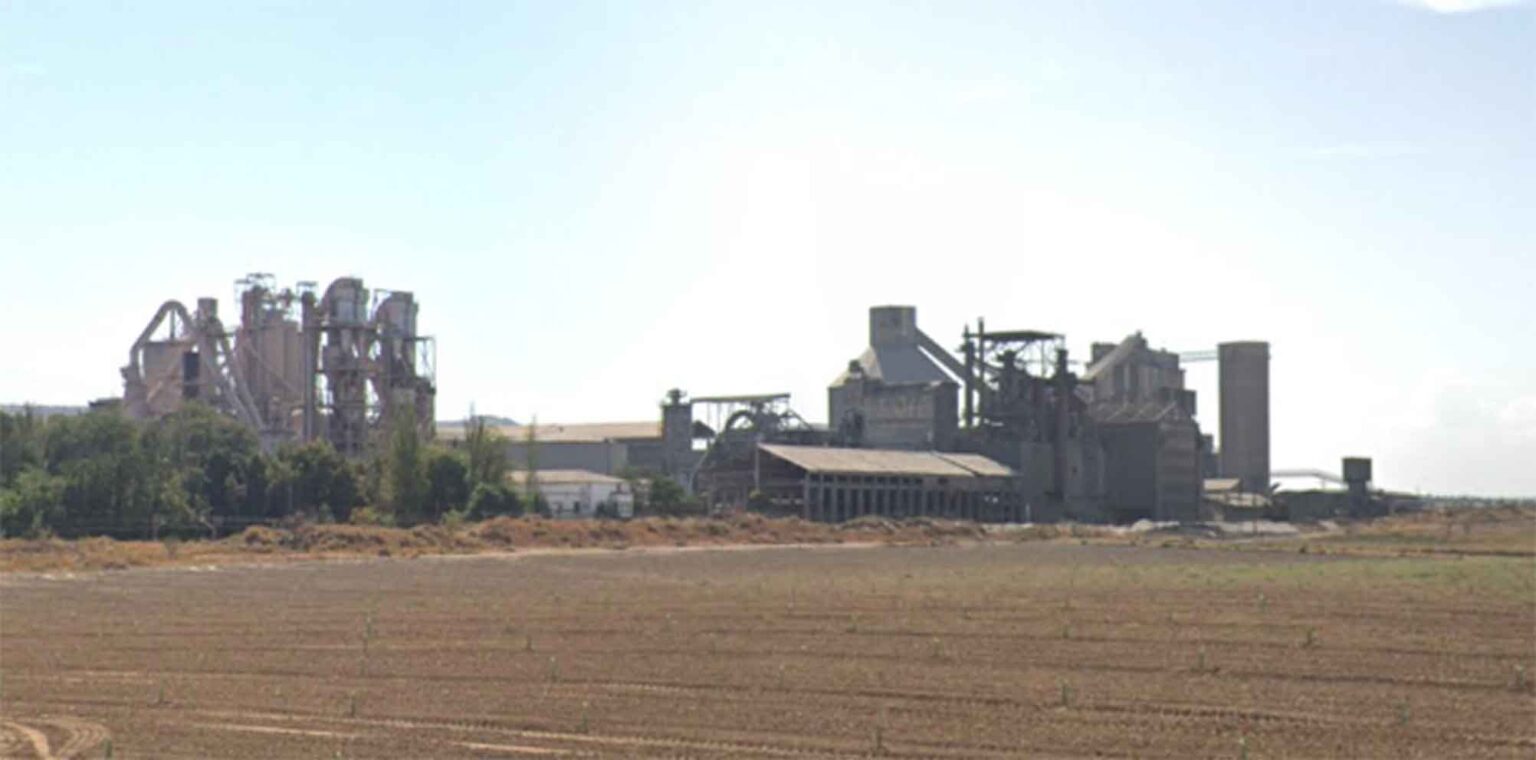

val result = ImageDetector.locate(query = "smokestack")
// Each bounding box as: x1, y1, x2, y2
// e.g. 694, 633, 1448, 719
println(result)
1053, 347, 1070, 500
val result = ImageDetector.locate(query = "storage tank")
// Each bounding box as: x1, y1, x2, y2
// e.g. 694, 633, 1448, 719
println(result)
1218, 341, 1270, 493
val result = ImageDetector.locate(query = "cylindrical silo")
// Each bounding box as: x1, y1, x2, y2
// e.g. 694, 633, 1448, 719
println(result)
1218, 341, 1270, 493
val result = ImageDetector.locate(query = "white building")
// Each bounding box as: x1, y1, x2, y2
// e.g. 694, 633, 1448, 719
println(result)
512, 469, 635, 519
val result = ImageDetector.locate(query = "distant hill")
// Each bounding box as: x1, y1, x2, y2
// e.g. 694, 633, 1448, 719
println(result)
436, 415, 519, 429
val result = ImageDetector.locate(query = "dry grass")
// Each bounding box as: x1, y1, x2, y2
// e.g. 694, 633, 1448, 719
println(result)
1315, 505, 1536, 556
0, 514, 992, 574
3, 506, 1530, 575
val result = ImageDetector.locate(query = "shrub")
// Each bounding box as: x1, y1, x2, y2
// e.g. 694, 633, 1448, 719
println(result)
349, 506, 395, 527
468, 483, 523, 520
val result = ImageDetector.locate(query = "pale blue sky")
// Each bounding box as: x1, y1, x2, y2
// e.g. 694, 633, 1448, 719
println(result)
2, 1, 1532, 495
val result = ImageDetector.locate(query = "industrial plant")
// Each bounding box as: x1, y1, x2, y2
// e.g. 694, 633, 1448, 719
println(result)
120, 274, 435, 456
692, 305, 1284, 524
114, 274, 1385, 524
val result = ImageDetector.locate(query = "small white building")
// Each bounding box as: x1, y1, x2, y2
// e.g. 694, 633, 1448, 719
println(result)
512, 469, 634, 519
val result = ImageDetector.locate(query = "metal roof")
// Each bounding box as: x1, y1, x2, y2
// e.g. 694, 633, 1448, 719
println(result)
759, 444, 1014, 478
438, 421, 660, 443
831, 345, 958, 387
510, 469, 628, 486
1204, 478, 1243, 493
935, 452, 1016, 477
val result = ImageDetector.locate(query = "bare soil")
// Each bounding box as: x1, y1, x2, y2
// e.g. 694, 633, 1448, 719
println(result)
2, 523, 1532, 758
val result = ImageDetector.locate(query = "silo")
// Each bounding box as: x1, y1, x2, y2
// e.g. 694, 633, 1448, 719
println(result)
1218, 341, 1270, 493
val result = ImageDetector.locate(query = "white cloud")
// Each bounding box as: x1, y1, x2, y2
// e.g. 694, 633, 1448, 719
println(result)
1397, 0, 1527, 13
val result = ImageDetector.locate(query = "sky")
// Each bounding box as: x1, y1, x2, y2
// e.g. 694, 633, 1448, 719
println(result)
1, 0, 1532, 496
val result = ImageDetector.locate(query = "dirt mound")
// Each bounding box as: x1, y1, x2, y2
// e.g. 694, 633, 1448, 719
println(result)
3, 513, 1009, 573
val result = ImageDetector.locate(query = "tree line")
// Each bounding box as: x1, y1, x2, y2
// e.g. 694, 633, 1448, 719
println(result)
0, 404, 700, 540
0, 404, 523, 539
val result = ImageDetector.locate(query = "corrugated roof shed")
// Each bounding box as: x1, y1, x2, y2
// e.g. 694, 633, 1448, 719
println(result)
759, 444, 1014, 478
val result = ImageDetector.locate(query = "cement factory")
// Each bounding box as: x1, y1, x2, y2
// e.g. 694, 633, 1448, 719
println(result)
119, 274, 1385, 523
120, 274, 435, 457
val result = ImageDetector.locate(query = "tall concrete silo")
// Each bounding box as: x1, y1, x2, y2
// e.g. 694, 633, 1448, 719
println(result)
1218, 341, 1270, 493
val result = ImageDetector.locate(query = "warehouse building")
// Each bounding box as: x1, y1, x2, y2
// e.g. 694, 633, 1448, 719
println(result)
438, 390, 705, 484
511, 469, 635, 519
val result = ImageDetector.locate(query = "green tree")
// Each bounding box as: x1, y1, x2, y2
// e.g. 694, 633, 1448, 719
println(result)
271, 440, 362, 522
44, 409, 162, 537
0, 467, 65, 538
141, 404, 266, 534
467, 481, 523, 519
379, 406, 428, 525
645, 474, 703, 517
0, 408, 47, 488
463, 414, 509, 490
426, 447, 471, 520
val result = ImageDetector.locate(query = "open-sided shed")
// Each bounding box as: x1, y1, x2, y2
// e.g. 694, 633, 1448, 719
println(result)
698, 443, 1026, 523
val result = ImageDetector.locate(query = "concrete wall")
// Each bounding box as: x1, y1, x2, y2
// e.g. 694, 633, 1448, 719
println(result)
1157, 417, 1203, 522
1089, 338, 1186, 406
1281, 490, 1349, 521
537, 481, 635, 519
829, 377, 957, 450
1097, 417, 1202, 523
1218, 341, 1270, 493
1101, 423, 1160, 522
505, 440, 628, 476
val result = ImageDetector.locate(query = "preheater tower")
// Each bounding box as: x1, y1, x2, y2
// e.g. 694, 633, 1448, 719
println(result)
1218, 341, 1270, 493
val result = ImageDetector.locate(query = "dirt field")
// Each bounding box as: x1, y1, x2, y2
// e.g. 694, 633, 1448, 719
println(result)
2, 524, 1533, 759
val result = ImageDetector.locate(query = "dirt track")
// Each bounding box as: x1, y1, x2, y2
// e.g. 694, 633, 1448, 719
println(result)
2, 540, 1533, 758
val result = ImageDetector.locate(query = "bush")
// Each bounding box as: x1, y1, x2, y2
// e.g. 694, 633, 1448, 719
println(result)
440, 509, 468, 531
644, 475, 704, 517
425, 448, 471, 520
0, 467, 64, 539
468, 483, 523, 520
349, 506, 395, 527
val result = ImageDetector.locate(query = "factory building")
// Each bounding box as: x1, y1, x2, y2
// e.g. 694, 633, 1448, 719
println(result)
511, 470, 635, 519
806, 306, 1218, 523
437, 389, 706, 485
1091, 402, 1203, 522
1084, 334, 1196, 414
438, 421, 657, 475
119, 273, 436, 455
828, 306, 959, 450
1082, 333, 1204, 522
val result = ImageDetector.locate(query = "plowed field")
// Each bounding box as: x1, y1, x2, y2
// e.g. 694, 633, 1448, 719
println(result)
3, 540, 1532, 758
